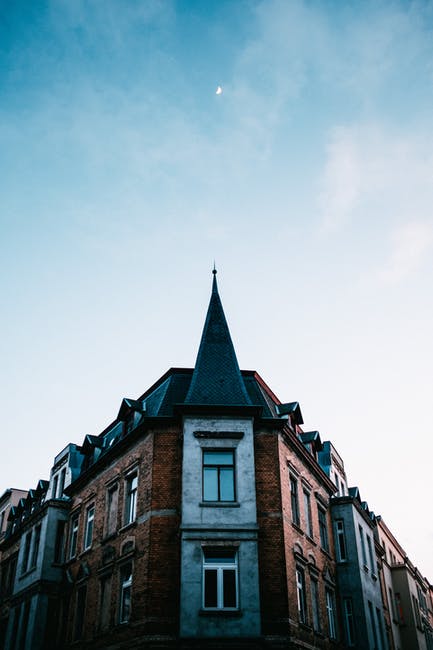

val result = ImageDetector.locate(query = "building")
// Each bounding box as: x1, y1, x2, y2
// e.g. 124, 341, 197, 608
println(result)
0, 445, 82, 650
1, 271, 432, 649
377, 517, 433, 650
55, 271, 341, 649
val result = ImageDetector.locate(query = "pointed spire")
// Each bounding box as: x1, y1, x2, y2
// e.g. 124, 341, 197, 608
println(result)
185, 270, 251, 406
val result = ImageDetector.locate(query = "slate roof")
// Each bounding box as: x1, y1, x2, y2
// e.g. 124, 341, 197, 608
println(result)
185, 272, 251, 406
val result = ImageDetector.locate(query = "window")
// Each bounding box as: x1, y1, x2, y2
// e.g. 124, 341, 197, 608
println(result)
388, 587, 397, 621
413, 596, 422, 629
99, 575, 112, 631
311, 578, 321, 632
59, 468, 66, 497
74, 585, 87, 641
30, 524, 41, 568
119, 563, 132, 623
368, 601, 378, 649
343, 598, 355, 646
326, 588, 337, 639
125, 473, 138, 524
203, 451, 235, 502
106, 484, 119, 536
2, 555, 17, 596
54, 521, 66, 564
52, 475, 58, 499
335, 520, 347, 561
22, 531, 32, 573
359, 525, 368, 567
202, 548, 238, 610
18, 599, 30, 650
376, 607, 385, 648
318, 507, 329, 552
303, 490, 313, 537
296, 567, 307, 624
84, 505, 95, 550
0, 510, 5, 532
290, 476, 300, 526
367, 535, 376, 574
69, 514, 79, 559
395, 593, 404, 624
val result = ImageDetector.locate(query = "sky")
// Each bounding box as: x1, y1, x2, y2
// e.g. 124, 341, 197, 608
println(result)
1, 0, 432, 580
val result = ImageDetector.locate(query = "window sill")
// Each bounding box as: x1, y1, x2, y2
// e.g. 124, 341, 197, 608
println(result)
305, 534, 316, 546
119, 520, 137, 533
199, 502, 240, 508
320, 547, 331, 559
199, 609, 242, 618
19, 567, 36, 580
371, 573, 378, 581
291, 522, 304, 535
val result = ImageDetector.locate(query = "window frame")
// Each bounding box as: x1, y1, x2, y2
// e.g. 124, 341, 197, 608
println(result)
289, 475, 300, 526
106, 482, 119, 536
326, 588, 337, 640
303, 490, 313, 538
202, 449, 236, 503
358, 525, 368, 568
124, 472, 138, 525
69, 514, 79, 559
202, 548, 239, 611
311, 578, 321, 632
296, 566, 307, 624
343, 597, 355, 646
335, 519, 347, 562
84, 505, 95, 551
22, 531, 32, 574
119, 563, 133, 623
30, 524, 41, 569
318, 506, 329, 552
74, 584, 87, 641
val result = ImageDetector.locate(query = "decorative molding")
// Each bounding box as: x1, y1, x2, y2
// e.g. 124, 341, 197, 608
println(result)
193, 431, 244, 439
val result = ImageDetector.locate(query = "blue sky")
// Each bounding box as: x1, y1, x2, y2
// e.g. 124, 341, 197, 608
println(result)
1, 0, 433, 579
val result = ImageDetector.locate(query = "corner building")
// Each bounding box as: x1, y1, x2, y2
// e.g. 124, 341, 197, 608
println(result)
59, 273, 341, 649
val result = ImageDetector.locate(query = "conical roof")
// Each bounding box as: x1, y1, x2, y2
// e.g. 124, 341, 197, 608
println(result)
185, 271, 251, 406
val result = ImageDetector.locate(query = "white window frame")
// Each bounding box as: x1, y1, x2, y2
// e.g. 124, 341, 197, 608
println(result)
202, 549, 238, 610
326, 588, 337, 640
84, 505, 95, 550
119, 563, 132, 623
124, 472, 138, 525
296, 566, 307, 624
69, 514, 79, 558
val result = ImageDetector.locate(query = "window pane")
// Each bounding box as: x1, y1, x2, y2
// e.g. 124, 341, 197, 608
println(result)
203, 468, 218, 501
121, 585, 131, 622
223, 569, 236, 608
203, 451, 233, 466
204, 569, 218, 607
204, 549, 236, 563
219, 468, 235, 501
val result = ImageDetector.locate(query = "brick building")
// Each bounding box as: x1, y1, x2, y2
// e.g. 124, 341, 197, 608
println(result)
57, 271, 341, 649
2, 271, 431, 649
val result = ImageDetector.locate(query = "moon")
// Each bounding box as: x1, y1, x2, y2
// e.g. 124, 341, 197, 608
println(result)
216, 86, 223, 95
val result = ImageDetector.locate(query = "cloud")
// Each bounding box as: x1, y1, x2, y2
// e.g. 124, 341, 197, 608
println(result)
378, 221, 433, 285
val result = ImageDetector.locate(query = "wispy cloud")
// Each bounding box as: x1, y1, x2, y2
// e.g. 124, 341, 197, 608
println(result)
378, 221, 433, 285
